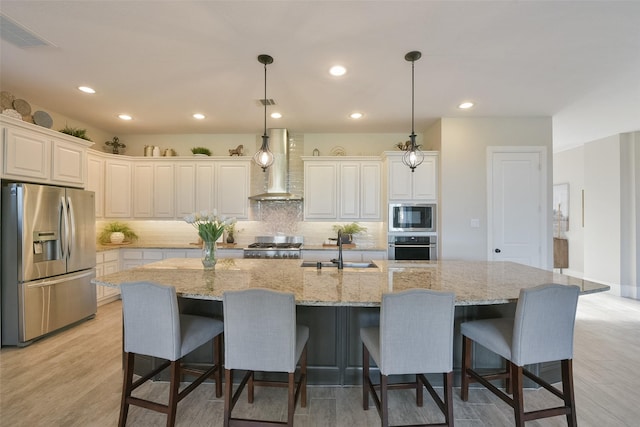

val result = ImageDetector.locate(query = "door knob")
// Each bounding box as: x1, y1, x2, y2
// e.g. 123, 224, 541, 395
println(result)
494, 248, 501, 253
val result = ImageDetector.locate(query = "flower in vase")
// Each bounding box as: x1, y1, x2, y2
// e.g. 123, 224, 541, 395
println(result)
184, 210, 235, 243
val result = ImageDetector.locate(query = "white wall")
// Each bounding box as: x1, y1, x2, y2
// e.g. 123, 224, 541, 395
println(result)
437, 117, 553, 263
553, 146, 585, 277
620, 132, 639, 299
583, 135, 622, 292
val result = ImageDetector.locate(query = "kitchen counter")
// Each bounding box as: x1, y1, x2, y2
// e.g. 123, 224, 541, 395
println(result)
94, 258, 609, 385
93, 258, 608, 306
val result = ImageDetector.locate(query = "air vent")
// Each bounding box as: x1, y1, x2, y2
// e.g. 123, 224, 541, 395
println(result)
258, 98, 276, 106
0, 14, 55, 48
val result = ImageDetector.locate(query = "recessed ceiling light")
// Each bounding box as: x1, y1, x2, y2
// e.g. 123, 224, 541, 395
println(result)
329, 65, 347, 76
118, 114, 132, 121
458, 102, 474, 109
271, 112, 282, 119
193, 113, 205, 120
349, 112, 363, 119
78, 86, 95, 94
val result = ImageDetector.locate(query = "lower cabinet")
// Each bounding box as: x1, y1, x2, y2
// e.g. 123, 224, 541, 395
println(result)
96, 250, 120, 305
301, 249, 387, 262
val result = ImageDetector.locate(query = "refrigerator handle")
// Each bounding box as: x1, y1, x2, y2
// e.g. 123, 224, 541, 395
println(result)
60, 196, 70, 258
67, 196, 76, 259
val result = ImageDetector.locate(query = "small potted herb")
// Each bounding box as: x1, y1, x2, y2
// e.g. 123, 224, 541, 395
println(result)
332, 222, 367, 244
98, 222, 139, 244
191, 147, 212, 156
59, 125, 92, 141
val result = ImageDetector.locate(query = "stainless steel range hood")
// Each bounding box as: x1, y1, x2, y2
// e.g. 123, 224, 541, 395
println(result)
249, 128, 303, 201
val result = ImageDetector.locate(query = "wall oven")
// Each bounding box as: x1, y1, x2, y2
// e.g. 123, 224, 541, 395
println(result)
389, 203, 436, 232
388, 235, 437, 261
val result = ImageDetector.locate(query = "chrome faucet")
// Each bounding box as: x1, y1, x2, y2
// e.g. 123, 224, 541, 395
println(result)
336, 229, 344, 269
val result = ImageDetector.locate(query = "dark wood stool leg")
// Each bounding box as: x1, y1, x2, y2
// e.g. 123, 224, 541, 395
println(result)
562, 359, 578, 427
214, 334, 223, 398
461, 336, 472, 401
224, 369, 233, 427
511, 363, 525, 427
301, 344, 308, 407
167, 360, 180, 427
248, 371, 254, 403
118, 352, 135, 427
416, 374, 423, 406
444, 371, 454, 427
287, 372, 295, 426
381, 374, 389, 427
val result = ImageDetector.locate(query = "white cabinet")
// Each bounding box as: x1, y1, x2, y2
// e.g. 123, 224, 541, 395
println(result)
132, 162, 175, 218
1, 116, 90, 187
304, 157, 381, 220
217, 161, 250, 219
386, 152, 438, 201
301, 249, 386, 262
86, 152, 105, 217
105, 159, 132, 217
96, 250, 120, 305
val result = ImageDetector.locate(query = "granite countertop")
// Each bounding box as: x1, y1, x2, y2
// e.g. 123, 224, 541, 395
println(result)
93, 258, 610, 307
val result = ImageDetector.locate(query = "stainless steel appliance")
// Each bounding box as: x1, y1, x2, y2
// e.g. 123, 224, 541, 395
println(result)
243, 236, 303, 259
389, 203, 436, 232
388, 235, 437, 260
1, 183, 96, 346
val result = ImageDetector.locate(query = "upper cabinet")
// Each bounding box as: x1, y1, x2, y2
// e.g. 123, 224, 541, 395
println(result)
303, 157, 382, 221
1, 116, 90, 187
91, 153, 250, 220
385, 151, 438, 202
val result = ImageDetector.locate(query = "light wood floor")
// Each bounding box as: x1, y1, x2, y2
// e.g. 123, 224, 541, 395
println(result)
1, 291, 638, 426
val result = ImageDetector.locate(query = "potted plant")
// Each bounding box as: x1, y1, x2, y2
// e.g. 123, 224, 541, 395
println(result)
59, 125, 92, 141
191, 147, 212, 156
332, 222, 367, 244
98, 222, 139, 244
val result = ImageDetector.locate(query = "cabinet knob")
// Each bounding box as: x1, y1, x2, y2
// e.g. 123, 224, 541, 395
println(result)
494, 248, 501, 253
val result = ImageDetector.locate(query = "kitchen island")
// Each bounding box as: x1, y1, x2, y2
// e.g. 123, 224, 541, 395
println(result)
94, 258, 609, 385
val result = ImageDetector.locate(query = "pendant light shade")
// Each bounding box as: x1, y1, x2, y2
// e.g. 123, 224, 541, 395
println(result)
253, 54, 275, 172
402, 51, 424, 172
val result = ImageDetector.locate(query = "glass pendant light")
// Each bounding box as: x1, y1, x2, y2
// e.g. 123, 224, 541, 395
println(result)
402, 51, 424, 172
253, 54, 275, 172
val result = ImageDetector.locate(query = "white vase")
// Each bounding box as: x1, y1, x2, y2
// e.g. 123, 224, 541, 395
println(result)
110, 232, 125, 244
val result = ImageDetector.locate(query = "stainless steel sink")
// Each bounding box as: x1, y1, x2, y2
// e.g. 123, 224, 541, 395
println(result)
300, 261, 378, 269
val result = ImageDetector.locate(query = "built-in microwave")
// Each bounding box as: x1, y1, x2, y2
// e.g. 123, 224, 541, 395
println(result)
389, 203, 436, 232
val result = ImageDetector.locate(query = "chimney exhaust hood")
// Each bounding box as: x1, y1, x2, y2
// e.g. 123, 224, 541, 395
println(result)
249, 128, 303, 201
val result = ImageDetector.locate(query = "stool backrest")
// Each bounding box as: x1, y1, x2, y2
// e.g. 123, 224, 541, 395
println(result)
512, 284, 580, 365
223, 289, 297, 372
380, 289, 455, 375
120, 281, 182, 361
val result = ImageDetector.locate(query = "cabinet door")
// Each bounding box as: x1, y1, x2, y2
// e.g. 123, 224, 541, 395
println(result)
412, 155, 437, 200
339, 162, 360, 219
3, 126, 50, 180
153, 163, 174, 217
196, 162, 215, 213
105, 159, 132, 217
86, 153, 105, 218
360, 161, 381, 219
217, 161, 249, 219
175, 162, 196, 217
388, 158, 413, 200
51, 139, 85, 186
132, 163, 153, 217
304, 161, 337, 219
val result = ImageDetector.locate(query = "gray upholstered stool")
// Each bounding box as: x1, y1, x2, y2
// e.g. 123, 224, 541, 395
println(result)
118, 281, 224, 427
222, 289, 309, 427
461, 283, 580, 427
360, 289, 456, 427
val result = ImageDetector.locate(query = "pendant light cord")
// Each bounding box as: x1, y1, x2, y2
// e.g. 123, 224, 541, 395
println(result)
411, 58, 415, 137
263, 61, 268, 137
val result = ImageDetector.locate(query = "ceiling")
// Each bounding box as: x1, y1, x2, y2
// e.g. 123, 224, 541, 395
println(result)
2, 1, 640, 148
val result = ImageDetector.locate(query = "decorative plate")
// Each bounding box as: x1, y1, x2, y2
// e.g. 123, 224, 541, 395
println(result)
12, 99, 31, 116
330, 146, 346, 156
33, 110, 53, 128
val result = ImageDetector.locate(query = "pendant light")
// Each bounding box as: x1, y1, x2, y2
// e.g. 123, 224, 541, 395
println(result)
402, 51, 424, 172
253, 54, 275, 172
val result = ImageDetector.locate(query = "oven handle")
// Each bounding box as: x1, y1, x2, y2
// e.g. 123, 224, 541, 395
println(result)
389, 244, 436, 248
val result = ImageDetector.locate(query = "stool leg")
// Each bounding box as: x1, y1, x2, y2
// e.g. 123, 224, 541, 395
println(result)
287, 372, 295, 426
248, 371, 255, 403
511, 363, 525, 427
118, 352, 135, 427
562, 359, 578, 427
461, 336, 471, 401
443, 371, 454, 427
301, 344, 308, 408
380, 374, 389, 427
416, 374, 423, 406
224, 369, 233, 427
167, 360, 180, 427
214, 334, 223, 398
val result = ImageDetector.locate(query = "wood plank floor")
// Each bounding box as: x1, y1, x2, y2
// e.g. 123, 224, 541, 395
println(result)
1, 291, 638, 426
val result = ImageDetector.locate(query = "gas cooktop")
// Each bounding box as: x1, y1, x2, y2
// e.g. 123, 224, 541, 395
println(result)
247, 242, 302, 249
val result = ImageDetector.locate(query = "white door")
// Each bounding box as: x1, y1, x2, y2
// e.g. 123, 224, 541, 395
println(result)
488, 147, 547, 268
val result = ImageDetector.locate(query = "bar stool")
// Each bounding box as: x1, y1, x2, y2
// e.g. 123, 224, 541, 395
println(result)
118, 281, 224, 427
461, 283, 580, 426
222, 289, 309, 427
360, 289, 456, 427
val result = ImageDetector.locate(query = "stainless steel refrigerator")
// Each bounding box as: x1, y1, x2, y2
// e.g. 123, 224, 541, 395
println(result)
1, 183, 96, 346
